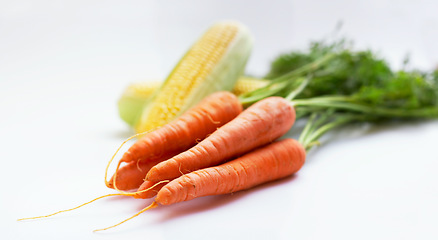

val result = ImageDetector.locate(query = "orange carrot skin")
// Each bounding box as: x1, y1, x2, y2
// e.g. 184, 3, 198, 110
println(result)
106, 161, 151, 191
107, 152, 178, 191
146, 97, 296, 182
156, 138, 306, 205
121, 91, 242, 163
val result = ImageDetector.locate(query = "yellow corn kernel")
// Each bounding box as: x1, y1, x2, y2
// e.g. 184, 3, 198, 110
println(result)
135, 21, 253, 134
125, 81, 161, 98
232, 77, 269, 96
118, 77, 268, 127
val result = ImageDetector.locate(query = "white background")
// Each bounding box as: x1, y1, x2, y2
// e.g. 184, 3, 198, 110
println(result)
2, 0, 438, 239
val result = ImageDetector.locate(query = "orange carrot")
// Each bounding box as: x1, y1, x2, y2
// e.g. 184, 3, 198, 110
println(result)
145, 96, 296, 183
158, 138, 305, 204
120, 91, 243, 163
107, 162, 152, 191
94, 138, 305, 232
19, 95, 299, 232
107, 151, 178, 191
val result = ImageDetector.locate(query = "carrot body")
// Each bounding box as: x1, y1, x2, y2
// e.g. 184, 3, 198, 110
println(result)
120, 91, 242, 163
156, 138, 306, 205
107, 162, 155, 191
146, 97, 296, 182
107, 152, 178, 191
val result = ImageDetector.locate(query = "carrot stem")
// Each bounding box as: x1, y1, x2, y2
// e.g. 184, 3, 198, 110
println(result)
292, 96, 438, 118
298, 112, 317, 145
275, 52, 337, 81
285, 76, 310, 101
303, 116, 357, 151
238, 81, 290, 105
239, 52, 337, 105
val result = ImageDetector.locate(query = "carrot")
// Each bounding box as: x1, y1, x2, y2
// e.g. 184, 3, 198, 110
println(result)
145, 96, 296, 183
19, 95, 298, 232
94, 138, 305, 231
107, 162, 152, 191
107, 151, 177, 191
105, 91, 242, 188
120, 91, 243, 164
157, 138, 305, 205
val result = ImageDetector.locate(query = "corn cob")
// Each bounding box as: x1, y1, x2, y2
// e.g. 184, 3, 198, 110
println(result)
134, 21, 253, 134
117, 81, 161, 127
118, 77, 268, 128
231, 76, 269, 96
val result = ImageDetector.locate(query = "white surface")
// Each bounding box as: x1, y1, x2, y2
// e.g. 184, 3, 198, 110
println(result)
2, 1, 438, 239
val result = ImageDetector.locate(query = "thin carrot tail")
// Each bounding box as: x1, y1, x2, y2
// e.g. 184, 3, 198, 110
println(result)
17, 193, 125, 221
93, 201, 159, 232
17, 181, 168, 222
104, 132, 141, 188
111, 160, 125, 193
105, 129, 158, 188
133, 180, 167, 199
112, 177, 170, 197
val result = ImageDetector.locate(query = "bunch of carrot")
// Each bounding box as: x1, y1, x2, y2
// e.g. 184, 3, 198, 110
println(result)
18, 21, 312, 232
96, 91, 306, 231
107, 91, 304, 199
18, 91, 307, 231
99, 38, 438, 229
19, 22, 438, 232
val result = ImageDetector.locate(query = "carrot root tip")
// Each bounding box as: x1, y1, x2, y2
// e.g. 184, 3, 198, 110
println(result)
93, 201, 159, 232
17, 193, 126, 221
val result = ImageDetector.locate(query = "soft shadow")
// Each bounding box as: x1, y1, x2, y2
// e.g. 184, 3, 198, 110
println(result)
304, 119, 438, 164
154, 174, 298, 223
